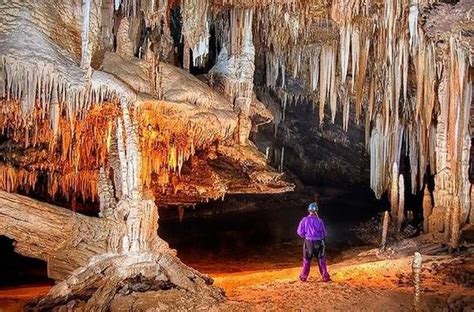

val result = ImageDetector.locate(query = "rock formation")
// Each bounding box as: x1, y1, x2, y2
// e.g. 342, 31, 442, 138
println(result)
0, 0, 472, 309
422, 186, 433, 233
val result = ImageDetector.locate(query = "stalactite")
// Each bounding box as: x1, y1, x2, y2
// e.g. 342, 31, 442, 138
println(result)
0, 165, 38, 194
318, 45, 337, 126
181, 0, 210, 67
370, 116, 384, 199
279, 147, 285, 173
354, 37, 368, 124
350, 27, 359, 91
1, 0, 471, 246
339, 24, 351, 84
309, 51, 320, 92
138, 103, 229, 193
0, 97, 118, 202
178, 205, 185, 222
329, 44, 337, 124
325, 0, 450, 198
121, 0, 169, 28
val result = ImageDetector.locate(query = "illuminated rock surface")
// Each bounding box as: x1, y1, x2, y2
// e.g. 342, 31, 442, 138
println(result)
0, 0, 473, 310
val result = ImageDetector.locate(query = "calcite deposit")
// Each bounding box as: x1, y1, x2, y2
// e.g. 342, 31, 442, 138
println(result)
0, 0, 472, 309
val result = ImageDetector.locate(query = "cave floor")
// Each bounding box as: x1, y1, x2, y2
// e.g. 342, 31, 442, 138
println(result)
213, 253, 473, 311
0, 248, 472, 311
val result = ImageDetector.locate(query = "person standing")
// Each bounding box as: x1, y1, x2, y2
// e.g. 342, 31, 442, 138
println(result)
297, 202, 330, 282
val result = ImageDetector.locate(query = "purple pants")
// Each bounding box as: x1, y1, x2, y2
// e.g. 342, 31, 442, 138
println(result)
299, 239, 330, 282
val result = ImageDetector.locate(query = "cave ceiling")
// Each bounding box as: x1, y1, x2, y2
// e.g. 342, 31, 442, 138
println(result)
0, 0, 473, 210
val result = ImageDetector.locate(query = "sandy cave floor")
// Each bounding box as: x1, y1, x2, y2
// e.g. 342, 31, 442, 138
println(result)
212, 254, 474, 311
0, 249, 472, 312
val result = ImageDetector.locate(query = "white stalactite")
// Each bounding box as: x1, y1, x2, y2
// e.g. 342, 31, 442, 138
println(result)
181, 0, 210, 67
279, 147, 285, 172
309, 52, 319, 92
408, 0, 419, 51
81, 0, 92, 76
340, 24, 351, 84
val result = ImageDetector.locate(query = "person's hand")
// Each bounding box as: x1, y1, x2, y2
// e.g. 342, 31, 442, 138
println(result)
320, 240, 326, 257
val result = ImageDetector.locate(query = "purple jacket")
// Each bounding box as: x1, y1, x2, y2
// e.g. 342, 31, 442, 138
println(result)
297, 215, 327, 240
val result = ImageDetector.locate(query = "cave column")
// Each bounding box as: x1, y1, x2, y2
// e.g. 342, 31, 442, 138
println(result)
431, 43, 471, 248
112, 103, 164, 254
236, 8, 255, 145
431, 68, 452, 235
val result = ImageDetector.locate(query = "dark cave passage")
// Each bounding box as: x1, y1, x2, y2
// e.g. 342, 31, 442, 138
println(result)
0, 237, 52, 287
158, 187, 382, 274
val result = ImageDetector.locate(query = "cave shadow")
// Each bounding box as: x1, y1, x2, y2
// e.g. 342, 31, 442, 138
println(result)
0, 236, 53, 288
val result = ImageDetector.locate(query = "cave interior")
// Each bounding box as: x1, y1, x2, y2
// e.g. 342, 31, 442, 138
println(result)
0, 0, 473, 311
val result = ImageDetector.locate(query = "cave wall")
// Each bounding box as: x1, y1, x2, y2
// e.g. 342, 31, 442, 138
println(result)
253, 81, 369, 187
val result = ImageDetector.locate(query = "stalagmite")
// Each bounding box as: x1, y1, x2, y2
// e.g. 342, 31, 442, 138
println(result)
412, 252, 422, 312
390, 162, 399, 216
381, 210, 389, 250
280, 146, 285, 173
397, 174, 405, 235
450, 198, 461, 250
422, 186, 432, 233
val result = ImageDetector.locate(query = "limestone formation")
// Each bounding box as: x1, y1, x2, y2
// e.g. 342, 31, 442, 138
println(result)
412, 252, 423, 312
390, 163, 399, 229
0, 0, 473, 309
381, 210, 389, 250
422, 186, 433, 233
397, 174, 405, 235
